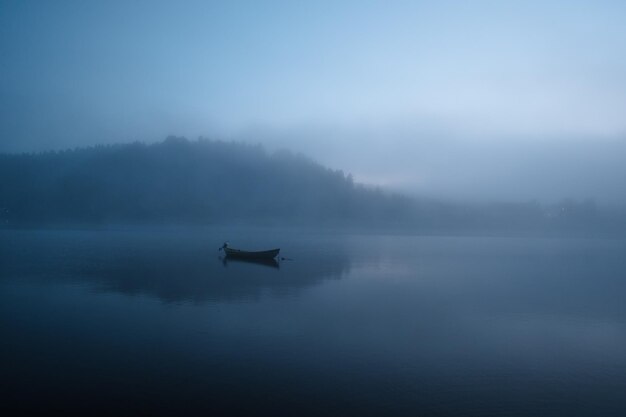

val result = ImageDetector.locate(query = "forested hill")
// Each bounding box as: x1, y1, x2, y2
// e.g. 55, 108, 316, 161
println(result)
2, 137, 625, 234
0, 137, 414, 226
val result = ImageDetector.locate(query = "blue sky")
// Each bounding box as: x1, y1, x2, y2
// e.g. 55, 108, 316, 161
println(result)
2, 0, 626, 202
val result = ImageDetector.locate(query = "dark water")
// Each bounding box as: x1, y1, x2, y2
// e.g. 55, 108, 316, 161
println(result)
1, 228, 626, 416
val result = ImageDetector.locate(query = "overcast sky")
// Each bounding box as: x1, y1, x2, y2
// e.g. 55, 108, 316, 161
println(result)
2, 0, 626, 203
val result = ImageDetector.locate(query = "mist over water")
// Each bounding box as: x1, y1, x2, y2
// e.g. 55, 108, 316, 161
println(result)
241, 125, 626, 205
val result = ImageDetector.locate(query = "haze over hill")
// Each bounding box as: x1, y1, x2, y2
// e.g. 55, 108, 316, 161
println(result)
0, 137, 413, 227
1, 137, 624, 235
2, 1, 626, 206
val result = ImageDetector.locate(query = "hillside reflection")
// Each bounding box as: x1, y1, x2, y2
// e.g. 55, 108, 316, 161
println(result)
0, 229, 352, 303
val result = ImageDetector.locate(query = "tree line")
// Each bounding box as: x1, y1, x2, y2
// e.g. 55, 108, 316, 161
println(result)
0, 137, 414, 227
1, 136, 624, 235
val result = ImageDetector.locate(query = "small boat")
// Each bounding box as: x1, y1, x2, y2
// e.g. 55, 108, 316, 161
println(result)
219, 242, 280, 260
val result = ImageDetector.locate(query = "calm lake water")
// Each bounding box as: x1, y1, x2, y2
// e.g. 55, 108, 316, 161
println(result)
1, 228, 626, 416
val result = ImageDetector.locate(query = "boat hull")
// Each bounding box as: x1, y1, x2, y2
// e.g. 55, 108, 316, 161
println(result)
224, 247, 280, 260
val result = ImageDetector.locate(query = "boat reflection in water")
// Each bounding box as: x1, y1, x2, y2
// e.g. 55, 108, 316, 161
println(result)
220, 255, 280, 269
0, 229, 352, 304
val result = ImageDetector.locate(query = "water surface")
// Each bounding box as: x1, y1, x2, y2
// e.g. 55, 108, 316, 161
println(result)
1, 228, 625, 416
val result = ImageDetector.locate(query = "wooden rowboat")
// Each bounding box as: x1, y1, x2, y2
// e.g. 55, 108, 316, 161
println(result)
220, 243, 280, 260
